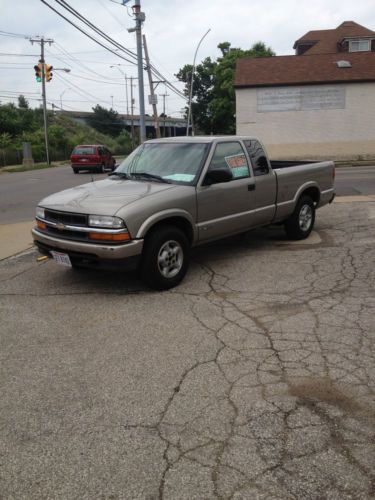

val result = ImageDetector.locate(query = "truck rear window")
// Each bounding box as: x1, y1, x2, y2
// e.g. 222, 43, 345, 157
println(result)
72, 147, 96, 155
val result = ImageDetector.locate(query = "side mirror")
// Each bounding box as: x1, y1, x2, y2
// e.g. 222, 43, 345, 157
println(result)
204, 167, 233, 185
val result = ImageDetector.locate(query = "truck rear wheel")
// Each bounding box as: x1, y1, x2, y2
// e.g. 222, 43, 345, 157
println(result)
285, 195, 315, 240
140, 225, 189, 290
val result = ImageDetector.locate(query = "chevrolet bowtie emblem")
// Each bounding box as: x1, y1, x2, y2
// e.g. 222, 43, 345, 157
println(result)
56, 223, 66, 230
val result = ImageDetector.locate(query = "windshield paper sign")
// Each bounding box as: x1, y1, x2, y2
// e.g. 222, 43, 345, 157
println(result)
224, 154, 249, 178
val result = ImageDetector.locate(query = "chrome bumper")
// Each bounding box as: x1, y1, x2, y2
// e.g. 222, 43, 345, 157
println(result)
32, 228, 144, 260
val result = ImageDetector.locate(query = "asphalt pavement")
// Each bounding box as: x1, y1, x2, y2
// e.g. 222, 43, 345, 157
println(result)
1, 200, 375, 498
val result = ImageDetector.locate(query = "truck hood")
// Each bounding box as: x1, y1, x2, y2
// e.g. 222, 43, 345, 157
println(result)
39, 177, 180, 216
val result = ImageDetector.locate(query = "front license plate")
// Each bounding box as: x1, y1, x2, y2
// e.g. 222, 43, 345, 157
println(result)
51, 251, 72, 267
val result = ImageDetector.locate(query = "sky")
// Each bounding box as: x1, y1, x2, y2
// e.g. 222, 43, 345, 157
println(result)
1, 0, 375, 117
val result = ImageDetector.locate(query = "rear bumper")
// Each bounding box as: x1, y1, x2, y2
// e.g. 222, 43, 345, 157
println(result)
32, 227, 143, 263
71, 163, 101, 170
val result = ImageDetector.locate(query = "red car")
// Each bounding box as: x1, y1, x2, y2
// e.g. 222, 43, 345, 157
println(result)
70, 144, 116, 174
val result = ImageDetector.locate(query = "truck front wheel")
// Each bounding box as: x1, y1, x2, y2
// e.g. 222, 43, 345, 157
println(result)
285, 195, 315, 240
140, 225, 189, 290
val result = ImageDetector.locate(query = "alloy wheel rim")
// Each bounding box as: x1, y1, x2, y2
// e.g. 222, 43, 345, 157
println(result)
299, 204, 313, 231
157, 240, 183, 279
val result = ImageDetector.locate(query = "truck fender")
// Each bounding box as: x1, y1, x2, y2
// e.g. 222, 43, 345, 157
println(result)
293, 181, 320, 205
136, 209, 198, 243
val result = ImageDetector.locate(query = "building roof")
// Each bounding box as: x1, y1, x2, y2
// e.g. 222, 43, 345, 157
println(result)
293, 21, 375, 55
235, 51, 375, 88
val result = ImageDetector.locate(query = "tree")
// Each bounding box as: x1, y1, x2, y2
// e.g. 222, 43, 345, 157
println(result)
87, 105, 124, 137
177, 41, 275, 134
18, 95, 29, 109
0, 132, 12, 166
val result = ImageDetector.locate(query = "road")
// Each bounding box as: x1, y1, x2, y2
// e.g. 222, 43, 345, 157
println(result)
0, 165, 374, 224
0, 200, 374, 498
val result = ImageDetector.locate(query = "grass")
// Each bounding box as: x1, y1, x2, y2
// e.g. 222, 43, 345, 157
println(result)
1, 162, 63, 173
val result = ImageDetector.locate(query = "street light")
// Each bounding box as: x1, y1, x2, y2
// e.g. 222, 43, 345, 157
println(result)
59, 88, 70, 111
110, 65, 129, 115
186, 28, 211, 137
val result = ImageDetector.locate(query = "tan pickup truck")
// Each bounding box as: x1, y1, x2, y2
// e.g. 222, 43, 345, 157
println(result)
32, 136, 335, 289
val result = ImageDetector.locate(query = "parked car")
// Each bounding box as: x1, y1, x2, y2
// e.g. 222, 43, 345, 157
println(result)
33, 136, 335, 289
70, 144, 116, 174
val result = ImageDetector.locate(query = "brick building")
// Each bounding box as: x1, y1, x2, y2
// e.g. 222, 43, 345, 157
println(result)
235, 21, 375, 160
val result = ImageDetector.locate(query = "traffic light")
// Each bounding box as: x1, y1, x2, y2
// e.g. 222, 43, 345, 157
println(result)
45, 64, 53, 82
34, 63, 43, 82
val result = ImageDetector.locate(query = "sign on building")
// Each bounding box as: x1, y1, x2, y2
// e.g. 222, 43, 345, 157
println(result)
257, 85, 346, 113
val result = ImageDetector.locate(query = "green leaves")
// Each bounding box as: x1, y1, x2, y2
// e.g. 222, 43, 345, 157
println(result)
87, 105, 124, 137
177, 41, 275, 134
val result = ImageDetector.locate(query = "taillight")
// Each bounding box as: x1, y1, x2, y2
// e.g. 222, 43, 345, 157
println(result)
332, 165, 336, 180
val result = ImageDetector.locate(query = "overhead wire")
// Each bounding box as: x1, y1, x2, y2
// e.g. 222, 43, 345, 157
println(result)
42, 0, 187, 101
54, 72, 112, 105
40, 0, 138, 67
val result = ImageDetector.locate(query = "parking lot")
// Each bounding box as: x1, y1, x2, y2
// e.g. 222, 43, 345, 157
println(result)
1, 200, 375, 499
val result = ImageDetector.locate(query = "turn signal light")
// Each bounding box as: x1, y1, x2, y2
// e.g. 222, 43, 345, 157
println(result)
37, 221, 46, 230
88, 232, 130, 241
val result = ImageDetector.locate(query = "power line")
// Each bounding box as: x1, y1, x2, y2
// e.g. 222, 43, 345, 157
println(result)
0, 30, 32, 38
41, 0, 186, 101
54, 72, 112, 105
40, 0, 138, 66
0, 53, 39, 57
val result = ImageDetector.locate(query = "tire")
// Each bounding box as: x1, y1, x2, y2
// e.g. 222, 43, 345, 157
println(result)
285, 195, 315, 240
97, 163, 105, 173
140, 225, 190, 290
73, 168, 79, 174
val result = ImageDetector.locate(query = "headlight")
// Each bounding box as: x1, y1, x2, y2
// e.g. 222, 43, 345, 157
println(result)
88, 215, 124, 229
36, 207, 45, 219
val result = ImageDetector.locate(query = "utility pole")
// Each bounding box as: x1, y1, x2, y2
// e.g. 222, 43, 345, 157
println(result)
128, 1, 146, 143
130, 76, 135, 148
30, 37, 53, 164
160, 92, 169, 137
143, 35, 160, 139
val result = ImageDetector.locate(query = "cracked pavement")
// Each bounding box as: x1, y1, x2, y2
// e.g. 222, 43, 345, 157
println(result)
0, 201, 374, 499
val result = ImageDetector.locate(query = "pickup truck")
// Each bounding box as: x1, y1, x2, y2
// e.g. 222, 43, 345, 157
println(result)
32, 136, 335, 289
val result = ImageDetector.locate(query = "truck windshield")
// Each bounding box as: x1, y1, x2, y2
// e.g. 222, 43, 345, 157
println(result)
116, 142, 209, 185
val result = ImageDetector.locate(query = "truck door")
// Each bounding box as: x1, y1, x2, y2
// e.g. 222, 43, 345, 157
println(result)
196, 141, 256, 242
243, 140, 277, 225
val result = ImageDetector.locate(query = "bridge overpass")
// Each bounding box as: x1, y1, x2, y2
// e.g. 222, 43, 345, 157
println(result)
62, 111, 188, 138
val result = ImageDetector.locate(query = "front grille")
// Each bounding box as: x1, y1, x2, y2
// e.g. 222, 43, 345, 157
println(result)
44, 209, 87, 227
45, 226, 89, 241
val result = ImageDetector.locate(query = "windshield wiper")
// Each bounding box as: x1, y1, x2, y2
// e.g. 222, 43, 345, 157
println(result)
130, 172, 171, 183
108, 171, 130, 179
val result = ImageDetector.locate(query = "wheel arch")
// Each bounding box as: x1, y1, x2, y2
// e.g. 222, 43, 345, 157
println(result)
298, 183, 320, 205
137, 210, 196, 245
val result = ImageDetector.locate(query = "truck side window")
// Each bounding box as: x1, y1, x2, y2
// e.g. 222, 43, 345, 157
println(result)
244, 140, 270, 176
209, 142, 250, 180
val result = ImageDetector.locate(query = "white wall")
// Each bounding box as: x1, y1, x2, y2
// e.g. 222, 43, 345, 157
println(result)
236, 83, 375, 160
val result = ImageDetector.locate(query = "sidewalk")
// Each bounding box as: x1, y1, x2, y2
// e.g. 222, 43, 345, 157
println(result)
0, 221, 35, 260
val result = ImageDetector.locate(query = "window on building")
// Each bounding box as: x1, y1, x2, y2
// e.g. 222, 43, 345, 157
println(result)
349, 39, 370, 52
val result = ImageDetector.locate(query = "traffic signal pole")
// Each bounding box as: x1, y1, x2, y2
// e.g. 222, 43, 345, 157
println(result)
40, 40, 50, 165
30, 37, 53, 165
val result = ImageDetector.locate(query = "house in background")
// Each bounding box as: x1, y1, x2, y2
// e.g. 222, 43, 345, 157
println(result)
235, 21, 375, 160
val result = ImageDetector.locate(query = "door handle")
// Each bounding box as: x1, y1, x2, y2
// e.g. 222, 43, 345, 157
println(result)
248, 184, 255, 191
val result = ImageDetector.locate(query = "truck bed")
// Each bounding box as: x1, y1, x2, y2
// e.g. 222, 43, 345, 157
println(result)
270, 160, 320, 169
